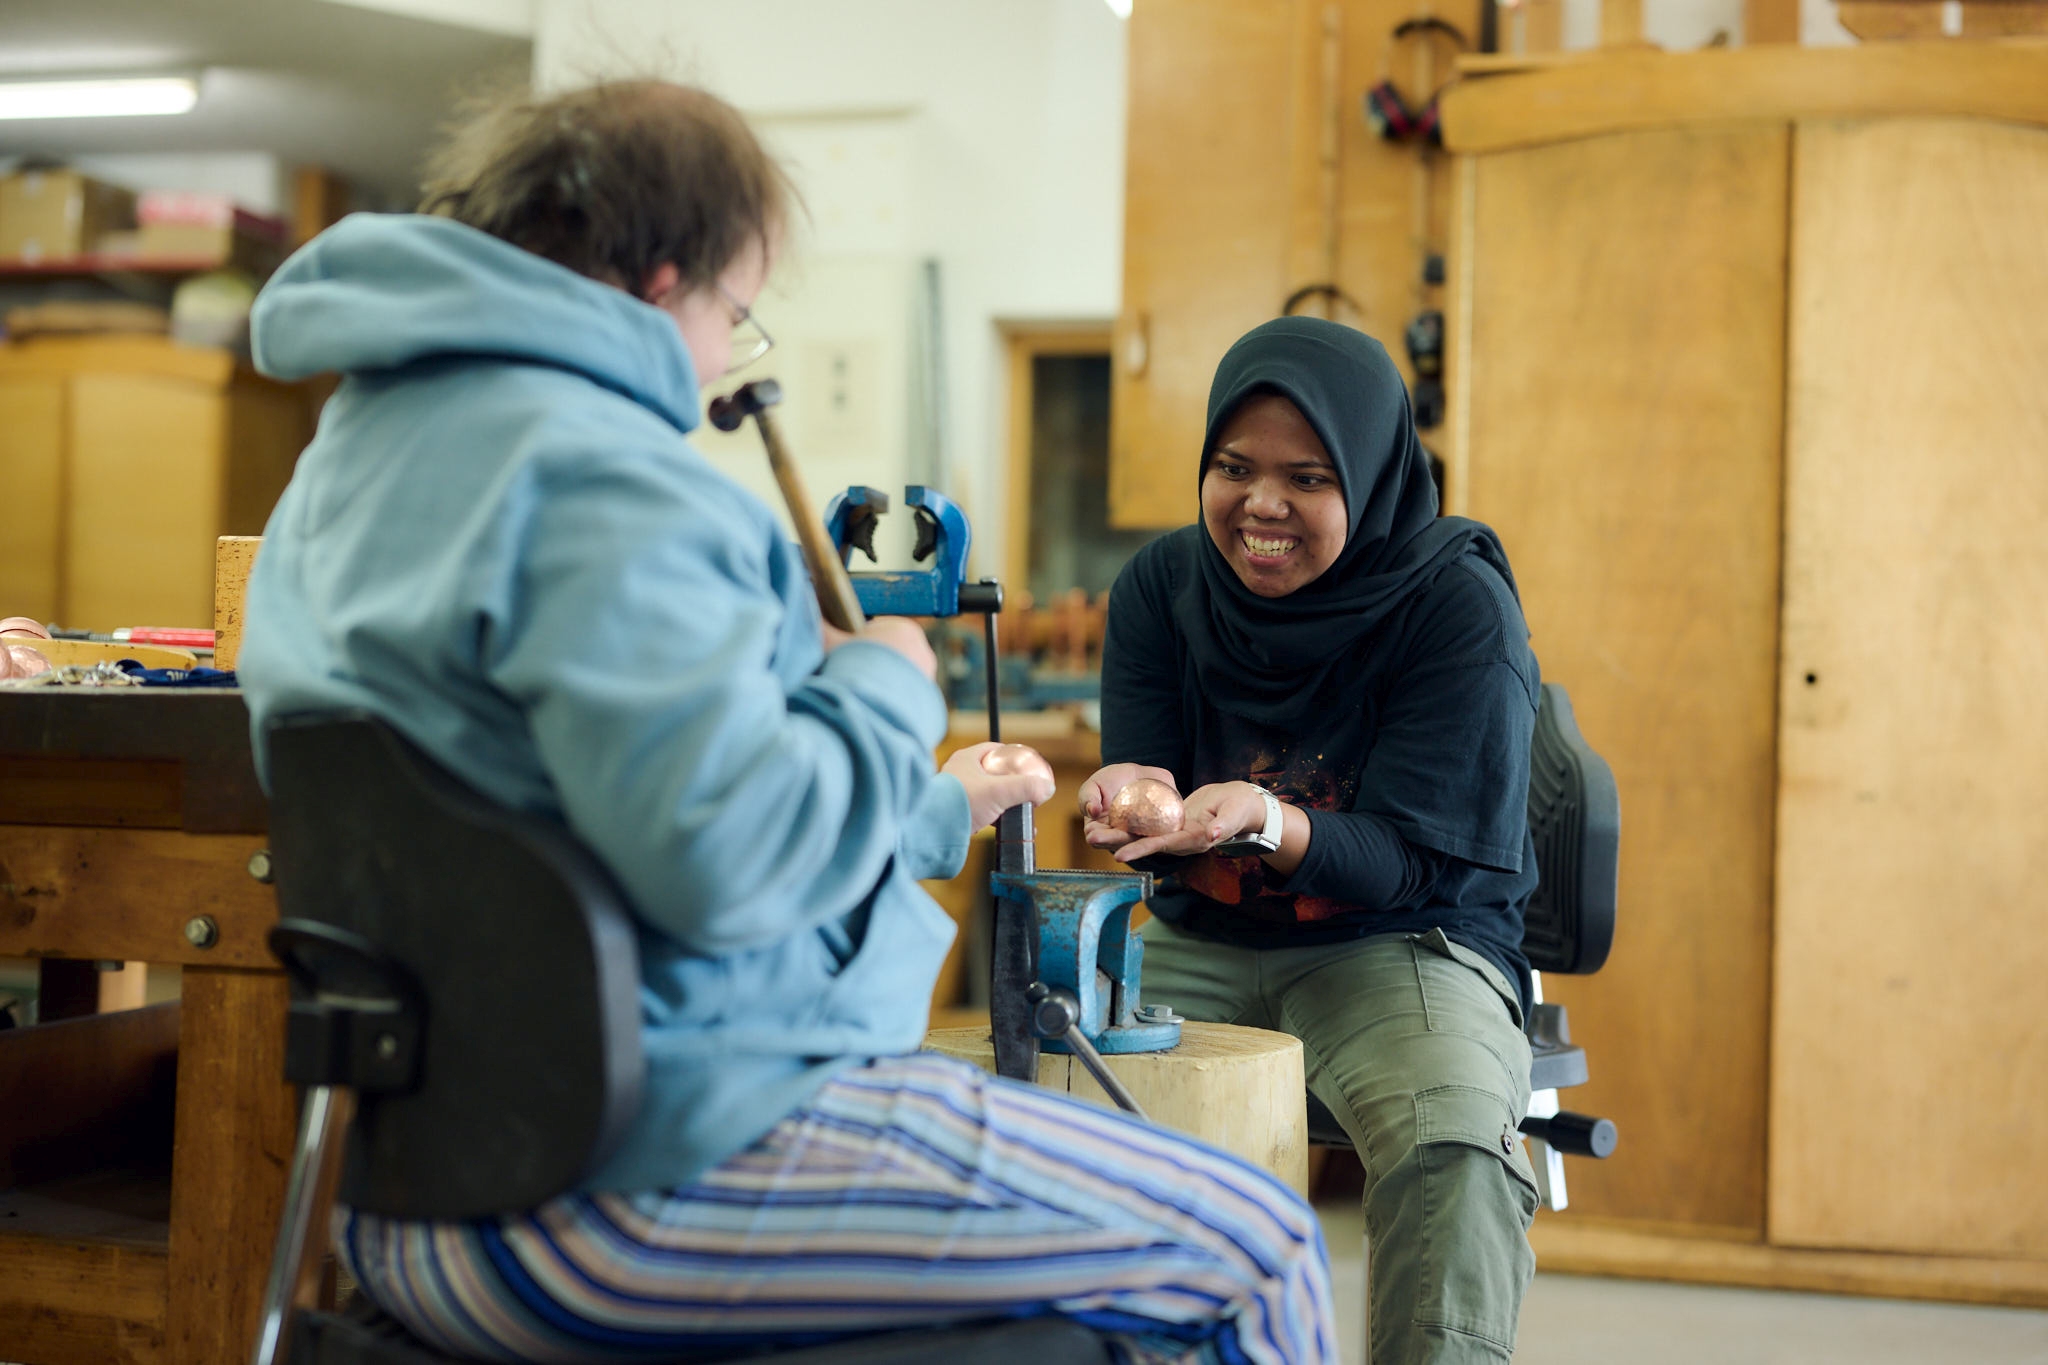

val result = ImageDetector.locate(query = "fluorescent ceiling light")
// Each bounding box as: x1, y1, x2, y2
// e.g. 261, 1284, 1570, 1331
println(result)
1103, 0, 1132, 17
0, 76, 199, 121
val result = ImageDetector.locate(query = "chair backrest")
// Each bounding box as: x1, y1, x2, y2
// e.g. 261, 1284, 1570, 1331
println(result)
264, 711, 644, 1219
1521, 682, 1619, 975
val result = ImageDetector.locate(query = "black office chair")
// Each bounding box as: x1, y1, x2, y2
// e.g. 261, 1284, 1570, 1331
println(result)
254, 710, 1112, 1365
1303, 681, 1619, 1210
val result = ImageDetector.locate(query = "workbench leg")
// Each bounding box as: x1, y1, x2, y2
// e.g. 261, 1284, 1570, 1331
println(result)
167, 967, 295, 1365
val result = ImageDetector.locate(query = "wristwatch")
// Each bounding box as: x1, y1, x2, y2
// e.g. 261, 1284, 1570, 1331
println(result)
1214, 785, 1284, 856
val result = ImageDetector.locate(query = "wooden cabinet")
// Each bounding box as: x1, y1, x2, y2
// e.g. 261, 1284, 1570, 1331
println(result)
0, 336, 309, 630
1769, 116, 2048, 1261
1454, 121, 1792, 1237
1112, 0, 1483, 527
1434, 44, 2048, 1298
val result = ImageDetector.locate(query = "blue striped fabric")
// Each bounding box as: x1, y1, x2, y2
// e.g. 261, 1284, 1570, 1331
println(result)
336, 1053, 1336, 1364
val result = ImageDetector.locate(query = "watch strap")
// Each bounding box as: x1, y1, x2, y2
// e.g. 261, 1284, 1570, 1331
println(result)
1214, 785, 1283, 856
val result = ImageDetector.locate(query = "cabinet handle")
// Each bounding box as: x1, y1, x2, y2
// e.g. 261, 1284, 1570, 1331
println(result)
1121, 311, 1150, 378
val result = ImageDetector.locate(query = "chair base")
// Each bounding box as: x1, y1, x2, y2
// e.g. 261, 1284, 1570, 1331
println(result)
293, 1306, 1115, 1365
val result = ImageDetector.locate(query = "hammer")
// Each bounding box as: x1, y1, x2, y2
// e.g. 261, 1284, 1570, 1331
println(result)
709, 379, 868, 634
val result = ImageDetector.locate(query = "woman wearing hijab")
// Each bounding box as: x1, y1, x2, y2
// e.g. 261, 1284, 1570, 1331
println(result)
1083, 316, 1541, 1364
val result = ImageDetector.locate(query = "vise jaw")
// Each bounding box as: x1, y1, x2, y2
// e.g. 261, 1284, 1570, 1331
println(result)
989, 869, 1183, 1063
823, 485, 978, 619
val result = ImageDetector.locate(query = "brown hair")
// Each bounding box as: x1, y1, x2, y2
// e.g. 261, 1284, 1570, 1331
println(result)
419, 80, 791, 295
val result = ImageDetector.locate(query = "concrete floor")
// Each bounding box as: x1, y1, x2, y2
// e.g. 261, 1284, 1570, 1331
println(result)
1316, 1201, 2048, 1364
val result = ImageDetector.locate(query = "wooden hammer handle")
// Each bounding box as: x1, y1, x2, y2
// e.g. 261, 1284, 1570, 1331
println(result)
752, 407, 868, 633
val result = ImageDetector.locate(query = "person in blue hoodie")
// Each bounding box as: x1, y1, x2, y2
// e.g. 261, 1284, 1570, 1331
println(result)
239, 80, 1335, 1365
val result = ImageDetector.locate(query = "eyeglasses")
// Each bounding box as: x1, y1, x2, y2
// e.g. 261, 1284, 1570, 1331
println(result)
717, 283, 774, 376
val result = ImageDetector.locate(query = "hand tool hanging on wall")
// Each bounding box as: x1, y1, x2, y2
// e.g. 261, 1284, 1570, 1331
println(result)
1363, 17, 1470, 148
708, 379, 867, 633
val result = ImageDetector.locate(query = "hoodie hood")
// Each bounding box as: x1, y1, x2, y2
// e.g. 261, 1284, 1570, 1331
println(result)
251, 213, 702, 433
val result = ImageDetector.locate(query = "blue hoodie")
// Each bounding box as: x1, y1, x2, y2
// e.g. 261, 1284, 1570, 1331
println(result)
241, 214, 971, 1190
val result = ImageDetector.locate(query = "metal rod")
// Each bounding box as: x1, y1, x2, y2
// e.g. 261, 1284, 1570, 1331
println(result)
252, 1084, 356, 1365
1028, 983, 1150, 1121
983, 607, 1001, 743
1062, 1023, 1150, 1121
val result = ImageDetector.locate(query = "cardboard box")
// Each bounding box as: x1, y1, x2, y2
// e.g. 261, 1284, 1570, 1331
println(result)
0, 170, 137, 263
134, 220, 284, 276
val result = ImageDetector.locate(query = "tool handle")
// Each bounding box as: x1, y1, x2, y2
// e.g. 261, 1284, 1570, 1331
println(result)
753, 408, 867, 634
1028, 983, 1149, 1121
117, 627, 217, 647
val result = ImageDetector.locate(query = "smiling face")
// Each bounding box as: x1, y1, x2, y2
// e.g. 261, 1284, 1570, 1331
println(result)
1201, 392, 1348, 598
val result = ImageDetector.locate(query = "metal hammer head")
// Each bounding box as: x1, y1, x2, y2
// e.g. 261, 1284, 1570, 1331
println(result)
707, 377, 784, 432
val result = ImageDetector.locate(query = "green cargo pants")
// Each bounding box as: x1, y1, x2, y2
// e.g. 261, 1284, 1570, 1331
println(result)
1140, 918, 1538, 1363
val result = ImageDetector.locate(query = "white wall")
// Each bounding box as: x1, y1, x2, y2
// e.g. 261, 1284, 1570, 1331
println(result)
533, 0, 1128, 577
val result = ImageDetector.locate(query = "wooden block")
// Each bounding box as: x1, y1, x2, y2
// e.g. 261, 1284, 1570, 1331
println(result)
0, 1000, 178, 1185
213, 536, 261, 670
925, 1020, 1308, 1195
166, 966, 295, 1365
0, 826, 277, 967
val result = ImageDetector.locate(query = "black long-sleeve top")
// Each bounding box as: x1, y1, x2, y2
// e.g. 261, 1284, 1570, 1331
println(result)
1101, 526, 1539, 1014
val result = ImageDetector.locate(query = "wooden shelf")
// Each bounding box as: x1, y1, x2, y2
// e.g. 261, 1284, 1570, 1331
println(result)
0, 255, 245, 277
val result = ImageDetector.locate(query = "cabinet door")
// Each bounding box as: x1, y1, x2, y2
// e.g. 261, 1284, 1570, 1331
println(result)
0, 376, 65, 621
1457, 125, 1791, 1234
1111, 0, 1305, 528
67, 372, 224, 629
1772, 117, 2048, 1257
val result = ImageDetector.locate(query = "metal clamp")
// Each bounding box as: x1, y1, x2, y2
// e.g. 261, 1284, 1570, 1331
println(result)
1028, 982, 1149, 1121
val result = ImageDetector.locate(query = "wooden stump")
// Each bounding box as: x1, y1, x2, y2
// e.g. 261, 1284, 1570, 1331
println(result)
924, 1021, 1308, 1196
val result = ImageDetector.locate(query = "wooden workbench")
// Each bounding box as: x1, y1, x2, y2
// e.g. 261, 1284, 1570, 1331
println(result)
0, 688, 288, 1365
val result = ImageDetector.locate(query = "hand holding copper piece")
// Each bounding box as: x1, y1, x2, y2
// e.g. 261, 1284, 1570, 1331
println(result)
1106, 777, 1185, 839
980, 743, 1055, 786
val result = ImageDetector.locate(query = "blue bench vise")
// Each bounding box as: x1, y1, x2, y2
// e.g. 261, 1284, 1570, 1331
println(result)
819, 483, 1180, 1105
823, 485, 1000, 618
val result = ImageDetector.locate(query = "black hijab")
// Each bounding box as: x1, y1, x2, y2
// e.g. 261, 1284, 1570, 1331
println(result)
1173, 316, 1518, 726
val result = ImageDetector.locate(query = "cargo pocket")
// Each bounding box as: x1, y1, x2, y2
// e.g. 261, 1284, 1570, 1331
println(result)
1411, 1083, 1539, 1355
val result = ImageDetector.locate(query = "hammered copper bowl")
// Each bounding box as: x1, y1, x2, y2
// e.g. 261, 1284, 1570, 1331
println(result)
1, 643, 52, 679
979, 743, 1056, 785
1107, 777, 1184, 839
